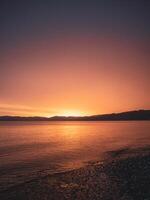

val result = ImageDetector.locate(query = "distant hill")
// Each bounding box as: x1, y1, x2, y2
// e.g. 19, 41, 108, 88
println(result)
0, 110, 150, 121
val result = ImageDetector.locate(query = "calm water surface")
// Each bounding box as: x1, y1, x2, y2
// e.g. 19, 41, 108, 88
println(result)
0, 121, 150, 190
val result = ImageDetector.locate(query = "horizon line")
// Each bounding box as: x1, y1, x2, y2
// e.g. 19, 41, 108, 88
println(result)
0, 109, 149, 118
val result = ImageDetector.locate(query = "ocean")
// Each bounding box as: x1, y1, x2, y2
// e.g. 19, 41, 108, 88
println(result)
0, 121, 150, 191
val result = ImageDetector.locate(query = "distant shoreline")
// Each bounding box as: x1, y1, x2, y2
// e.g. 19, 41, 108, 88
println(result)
0, 110, 150, 121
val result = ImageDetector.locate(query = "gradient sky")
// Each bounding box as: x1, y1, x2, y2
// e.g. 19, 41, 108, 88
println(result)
0, 0, 150, 116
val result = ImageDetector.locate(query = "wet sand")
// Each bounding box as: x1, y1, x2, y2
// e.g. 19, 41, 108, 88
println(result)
0, 146, 150, 200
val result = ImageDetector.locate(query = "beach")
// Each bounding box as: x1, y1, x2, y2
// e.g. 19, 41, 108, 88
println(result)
1, 0, 149, 198
1, 146, 150, 200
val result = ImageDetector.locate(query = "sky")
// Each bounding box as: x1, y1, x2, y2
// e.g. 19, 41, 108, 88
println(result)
0, 0, 150, 116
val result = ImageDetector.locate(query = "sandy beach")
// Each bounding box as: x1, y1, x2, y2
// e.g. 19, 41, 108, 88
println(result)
1, 146, 150, 200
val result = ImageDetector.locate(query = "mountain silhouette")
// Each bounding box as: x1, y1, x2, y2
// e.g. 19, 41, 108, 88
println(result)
0, 110, 150, 121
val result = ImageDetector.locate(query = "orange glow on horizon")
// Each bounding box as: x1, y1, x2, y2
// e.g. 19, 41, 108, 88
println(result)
51, 110, 86, 117
0, 1, 150, 117
0, 35, 150, 116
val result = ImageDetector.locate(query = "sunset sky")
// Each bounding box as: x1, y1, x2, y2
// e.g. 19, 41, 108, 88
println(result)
0, 0, 150, 116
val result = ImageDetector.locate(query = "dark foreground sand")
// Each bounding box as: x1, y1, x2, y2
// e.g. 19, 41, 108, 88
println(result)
0, 146, 150, 200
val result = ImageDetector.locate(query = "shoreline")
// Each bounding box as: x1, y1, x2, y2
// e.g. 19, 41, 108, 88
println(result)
1, 146, 150, 200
